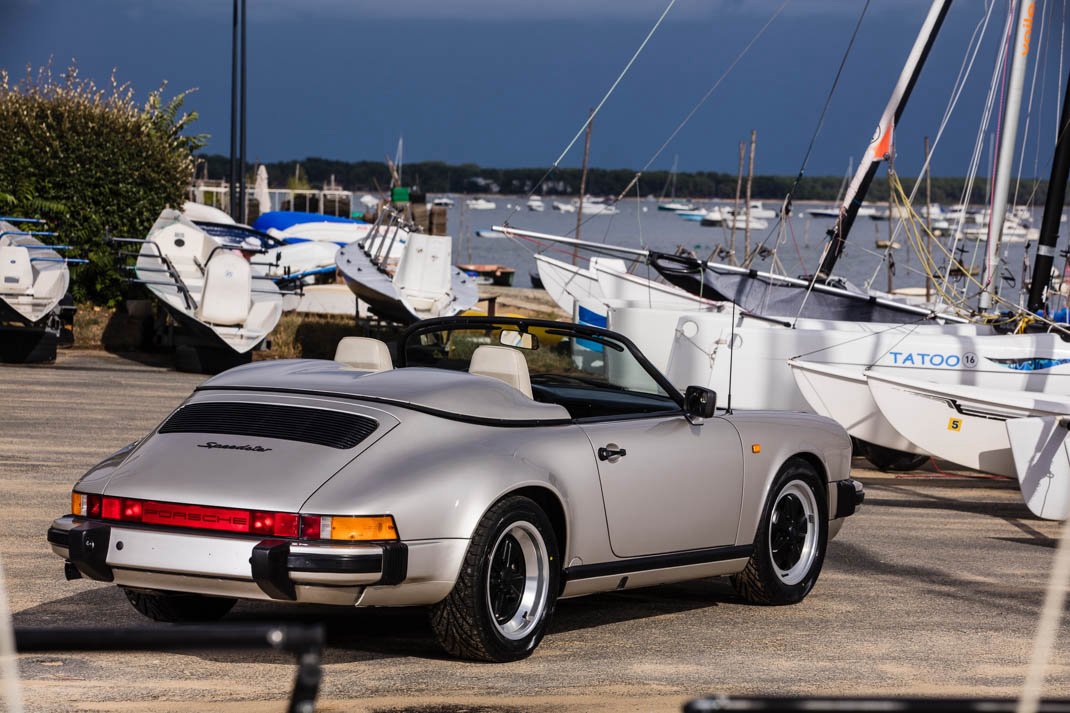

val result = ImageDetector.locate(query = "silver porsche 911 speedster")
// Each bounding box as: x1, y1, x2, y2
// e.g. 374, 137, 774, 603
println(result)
48, 316, 862, 662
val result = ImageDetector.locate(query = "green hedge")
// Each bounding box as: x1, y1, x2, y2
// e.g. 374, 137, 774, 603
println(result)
0, 64, 204, 305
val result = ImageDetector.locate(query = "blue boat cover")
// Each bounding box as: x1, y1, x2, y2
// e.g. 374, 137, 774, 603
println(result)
252, 211, 363, 233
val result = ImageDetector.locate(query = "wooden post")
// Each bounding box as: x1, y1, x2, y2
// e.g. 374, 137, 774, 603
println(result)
924, 135, 933, 301
574, 108, 594, 263
730, 141, 744, 264
744, 129, 756, 262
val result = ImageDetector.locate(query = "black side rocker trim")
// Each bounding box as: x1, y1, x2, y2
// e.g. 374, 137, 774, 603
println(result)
562, 544, 753, 583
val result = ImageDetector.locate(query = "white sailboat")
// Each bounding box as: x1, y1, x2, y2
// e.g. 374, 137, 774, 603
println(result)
465, 197, 497, 210
533, 253, 627, 317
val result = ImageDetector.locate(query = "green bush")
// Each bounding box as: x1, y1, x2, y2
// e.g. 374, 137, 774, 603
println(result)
0, 63, 205, 305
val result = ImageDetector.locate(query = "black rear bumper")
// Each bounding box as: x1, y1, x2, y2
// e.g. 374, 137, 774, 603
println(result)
49, 520, 407, 600
834, 478, 865, 519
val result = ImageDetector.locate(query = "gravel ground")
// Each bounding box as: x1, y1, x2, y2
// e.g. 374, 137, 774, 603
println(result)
2, 350, 1068, 712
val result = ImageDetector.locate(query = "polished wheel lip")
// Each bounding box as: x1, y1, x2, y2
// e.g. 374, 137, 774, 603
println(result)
485, 520, 549, 641
769, 479, 819, 586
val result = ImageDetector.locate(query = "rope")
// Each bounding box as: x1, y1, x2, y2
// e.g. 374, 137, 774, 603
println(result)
501, 0, 678, 227
784, 0, 872, 206
863, 0, 1000, 293
610, 0, 792, 206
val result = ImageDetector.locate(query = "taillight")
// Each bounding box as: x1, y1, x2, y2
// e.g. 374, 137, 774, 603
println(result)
71, 493, 397, 542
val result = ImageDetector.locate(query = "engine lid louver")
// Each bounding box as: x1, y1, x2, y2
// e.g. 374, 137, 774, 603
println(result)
159, 402, 378, 450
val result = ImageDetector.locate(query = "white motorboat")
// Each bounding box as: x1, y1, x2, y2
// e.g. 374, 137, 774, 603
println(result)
676, 208, 707, 222
699, 207, 725, 226
466, 198, 497, 211
658, 200, 696, 212
742, 201, 777, 219
580, 200, 619, 216
527, 197, 546, 212
722, 214, 770, 231
335, 217, 477, 324
806, 206, 841, 218
552, 201, 577, 213
432, 196, 455, 207
0, 219, 71, 326
127, 210, 283, 356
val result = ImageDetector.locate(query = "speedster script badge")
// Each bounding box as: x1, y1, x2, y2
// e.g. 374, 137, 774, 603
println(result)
197, 441, 272, 452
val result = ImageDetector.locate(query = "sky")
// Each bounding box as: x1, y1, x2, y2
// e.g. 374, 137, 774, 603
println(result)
1, 0, 1067, 178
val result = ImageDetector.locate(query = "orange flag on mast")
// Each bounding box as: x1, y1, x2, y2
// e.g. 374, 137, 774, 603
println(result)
873, 119, 894, 161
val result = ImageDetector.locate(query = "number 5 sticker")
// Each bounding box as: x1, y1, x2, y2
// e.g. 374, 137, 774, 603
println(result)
948, 418, 963, 432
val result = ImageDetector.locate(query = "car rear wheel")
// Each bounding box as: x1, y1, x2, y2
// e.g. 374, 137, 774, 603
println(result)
122, 587, 236, 622
731, 457, 828, 605
430, 495, 559, 662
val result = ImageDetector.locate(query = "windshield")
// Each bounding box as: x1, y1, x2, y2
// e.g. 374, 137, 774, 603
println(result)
400, 319, 681, 420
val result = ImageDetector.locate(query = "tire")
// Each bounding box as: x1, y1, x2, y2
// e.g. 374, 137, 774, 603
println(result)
122, 587, 236, 623
732, 457, 828, 605
859, 441, 929, 472
430, 496, 559, 662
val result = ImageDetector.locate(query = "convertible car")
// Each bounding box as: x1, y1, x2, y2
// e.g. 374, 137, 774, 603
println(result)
48, 316, 862, 662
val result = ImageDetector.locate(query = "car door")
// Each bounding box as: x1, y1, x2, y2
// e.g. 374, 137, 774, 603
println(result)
580, 414, 744, 558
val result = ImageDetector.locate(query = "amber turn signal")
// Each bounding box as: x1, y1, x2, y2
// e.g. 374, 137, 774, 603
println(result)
327, 515, 399, 542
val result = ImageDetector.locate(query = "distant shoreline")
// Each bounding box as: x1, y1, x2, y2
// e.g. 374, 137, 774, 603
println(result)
198, 154, 1046, 205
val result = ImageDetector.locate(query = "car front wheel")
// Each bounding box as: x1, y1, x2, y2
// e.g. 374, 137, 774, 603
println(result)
732, 457, 828, 605
430, 495, 559, 662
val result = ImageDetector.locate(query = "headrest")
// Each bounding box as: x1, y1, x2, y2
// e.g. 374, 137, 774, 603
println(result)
468, 345, 533, 399
335, 337, 394, 372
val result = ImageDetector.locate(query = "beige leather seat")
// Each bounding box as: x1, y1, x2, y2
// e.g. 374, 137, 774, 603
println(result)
335, 337, 393, 372
469, 345, 533, 398
0, 245, 33, 294
196, 251, 252, 326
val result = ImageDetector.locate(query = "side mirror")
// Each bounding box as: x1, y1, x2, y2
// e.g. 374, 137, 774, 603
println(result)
684, 386, 717, 421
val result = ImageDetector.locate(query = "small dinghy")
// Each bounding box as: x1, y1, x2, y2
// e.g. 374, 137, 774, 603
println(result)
121, 210, 283, 361
335, 216, 477, 324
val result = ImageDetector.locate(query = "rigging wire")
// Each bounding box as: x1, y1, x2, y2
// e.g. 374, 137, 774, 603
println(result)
501, 0, 678, 228
860, 0, 1000, 293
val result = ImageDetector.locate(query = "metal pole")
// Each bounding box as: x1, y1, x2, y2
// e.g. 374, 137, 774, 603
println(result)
980, 0, 1035, 311
229, 0, 239, 218
730, 140, 744, 264
1028, 62, 1070, 313
924, 135, 933, 301
574, 108, 594, 260
238, 0, 247, 223
744, 129, 756, 262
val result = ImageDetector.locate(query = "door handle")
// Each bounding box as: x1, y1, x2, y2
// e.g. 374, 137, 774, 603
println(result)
598, 446, 627, 462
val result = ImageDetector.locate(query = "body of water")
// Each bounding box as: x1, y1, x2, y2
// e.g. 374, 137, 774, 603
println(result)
446, 197, 1047, 308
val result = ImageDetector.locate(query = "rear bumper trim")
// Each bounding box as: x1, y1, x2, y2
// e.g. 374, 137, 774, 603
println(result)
835, 478, 865, 519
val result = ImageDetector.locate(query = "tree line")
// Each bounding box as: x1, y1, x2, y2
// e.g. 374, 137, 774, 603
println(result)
201, 153, 1045, 206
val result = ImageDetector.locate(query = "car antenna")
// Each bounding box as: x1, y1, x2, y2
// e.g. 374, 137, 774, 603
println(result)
726, 299, 736, 414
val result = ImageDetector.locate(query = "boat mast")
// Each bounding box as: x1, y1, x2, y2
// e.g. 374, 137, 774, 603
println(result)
980, 0, 1035, 312
1027, 62, 1070, 313
816, 0, 952, 279
575, 108, 593, 260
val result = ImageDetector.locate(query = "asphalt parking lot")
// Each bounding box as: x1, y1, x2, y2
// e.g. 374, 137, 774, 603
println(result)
3, 350, 1069, 712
